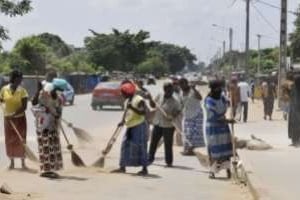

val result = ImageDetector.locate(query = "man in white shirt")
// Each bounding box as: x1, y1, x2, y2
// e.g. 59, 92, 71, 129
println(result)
238, 78, 250, 122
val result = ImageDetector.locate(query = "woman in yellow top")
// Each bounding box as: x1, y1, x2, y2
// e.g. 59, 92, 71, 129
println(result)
0, 70, 28, 170
111, 82, 149, 175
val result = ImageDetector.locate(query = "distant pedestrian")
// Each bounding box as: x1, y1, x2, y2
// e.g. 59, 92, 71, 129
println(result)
0, 70, 28, 170
280, 73, 294, 120
179, 78, 205, 155
238, 78, 250, 122
148, 82, 181, 167
112, 82, 149, 175
250, 80, 255, 103
228, 78, 241, 118
204, 80, 233, 179
288, 75, 300, 146
261, 79, 276, 120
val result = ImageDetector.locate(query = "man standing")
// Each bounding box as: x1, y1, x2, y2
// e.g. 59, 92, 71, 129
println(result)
238, 78, 250, 122
148, 82, 181, 167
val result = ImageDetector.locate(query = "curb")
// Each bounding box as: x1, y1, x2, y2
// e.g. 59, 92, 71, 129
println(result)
238, 162, 260, 200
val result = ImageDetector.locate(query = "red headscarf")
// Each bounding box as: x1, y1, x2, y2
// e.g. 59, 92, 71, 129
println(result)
121, 82, 136, 96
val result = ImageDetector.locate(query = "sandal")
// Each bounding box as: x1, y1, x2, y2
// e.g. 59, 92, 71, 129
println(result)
209, 172, 215, 179
111, 168, 126, 174
137, 169, 148, 176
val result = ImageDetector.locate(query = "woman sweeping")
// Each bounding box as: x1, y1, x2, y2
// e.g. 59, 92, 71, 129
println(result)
0, 70, 28, 170
179, 78, 205, 155
112, 82, 149, 175
204, 80, 234, 179
288, 75, 300, 146
32, 80, 64, 178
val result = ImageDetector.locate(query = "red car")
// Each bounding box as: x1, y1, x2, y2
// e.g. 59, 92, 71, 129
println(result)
91, 82, 125, 110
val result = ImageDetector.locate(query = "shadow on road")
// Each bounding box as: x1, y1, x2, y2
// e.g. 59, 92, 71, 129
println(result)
152, 163, 195, 171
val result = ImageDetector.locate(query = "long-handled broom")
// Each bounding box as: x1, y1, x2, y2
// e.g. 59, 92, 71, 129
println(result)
92, 106, 129, 168
61, 118, 93, 143
92, 126, 123, 168
58, 122, 86, 167
8, 119, 39, 163
0, 105, 39, 163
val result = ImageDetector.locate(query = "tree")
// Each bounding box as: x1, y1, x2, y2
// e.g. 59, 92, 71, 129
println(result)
0, 0, 32, 47
136, 56, 167, 74
36, 33, 72, 57
149, 43, 197, 73
13, 36, 49, 74
290, 5, 300, 62
85, 29, 150, 71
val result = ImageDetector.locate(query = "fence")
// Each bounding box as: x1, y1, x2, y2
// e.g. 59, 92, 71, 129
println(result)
21, 74, 101, 98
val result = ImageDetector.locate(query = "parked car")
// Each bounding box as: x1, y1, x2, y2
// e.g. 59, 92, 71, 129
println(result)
91, 82, 124, 110
62, 82, 75, 105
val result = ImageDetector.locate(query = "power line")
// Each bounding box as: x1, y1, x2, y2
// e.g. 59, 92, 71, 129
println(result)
255, 0, 299, 16
251, 2, 279, 34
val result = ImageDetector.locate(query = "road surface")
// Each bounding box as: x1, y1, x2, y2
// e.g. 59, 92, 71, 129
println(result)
0, 82, 251, 200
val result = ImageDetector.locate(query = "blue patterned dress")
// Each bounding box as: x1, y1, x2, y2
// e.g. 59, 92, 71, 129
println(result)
204, 95, 233, 171
182, 90, 205, 149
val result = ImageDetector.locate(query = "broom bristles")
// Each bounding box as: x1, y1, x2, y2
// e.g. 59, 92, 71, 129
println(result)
92, 156, 105, 168
72, 127, 93, 143
194, 151, 210, 168
71, 150, 86, 167
24, 144, 39, 163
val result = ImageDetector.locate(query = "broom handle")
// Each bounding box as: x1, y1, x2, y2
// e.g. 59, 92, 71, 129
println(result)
154, 100, 193, 146
9, 119, 25, 143
229, 97, 237, 162
58, 122, 71, 145
0, 104, 25, 143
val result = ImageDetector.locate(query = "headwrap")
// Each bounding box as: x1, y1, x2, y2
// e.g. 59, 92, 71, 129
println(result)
121, 82, 136, 96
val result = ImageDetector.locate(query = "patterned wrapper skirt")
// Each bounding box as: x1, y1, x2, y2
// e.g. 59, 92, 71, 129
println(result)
4, 116, 27, 158
183, 112, 205, 148
37, 129, 63, 172
120, 122, 148, 167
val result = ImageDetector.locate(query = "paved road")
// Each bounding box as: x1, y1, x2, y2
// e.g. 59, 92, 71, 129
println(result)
0, 82, 251, 200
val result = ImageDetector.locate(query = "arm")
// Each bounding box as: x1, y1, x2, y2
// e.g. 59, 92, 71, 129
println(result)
191, 86, 202, 100
128, 100, 147, 115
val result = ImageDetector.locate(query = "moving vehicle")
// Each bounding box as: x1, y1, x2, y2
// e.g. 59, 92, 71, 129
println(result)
91, 82, 124, 110
62, 82, 75, 105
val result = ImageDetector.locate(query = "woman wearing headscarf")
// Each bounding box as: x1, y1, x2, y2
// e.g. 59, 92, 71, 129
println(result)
261, 79, 276, 120
288, 75, 300, 146
112, 82, 149, 175
204, 80, 234, 179
179, 78, 205, 155
32, 77, 64, 178
0, 70, 28, 170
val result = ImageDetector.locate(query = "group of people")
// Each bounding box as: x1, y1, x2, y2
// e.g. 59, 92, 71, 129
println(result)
0, 69, 66, 178
0, 69, 235, 179
112, 77, 234, 178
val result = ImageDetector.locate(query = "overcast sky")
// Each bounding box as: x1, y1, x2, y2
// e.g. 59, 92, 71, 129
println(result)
0, 0, 298, 63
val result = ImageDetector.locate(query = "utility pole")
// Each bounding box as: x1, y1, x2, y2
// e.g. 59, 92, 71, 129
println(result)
223, 40, 226, 57
257, 34, 261, 74
245, 0, 250, 76
278, 0, 287, 106
229, 28, 233, 52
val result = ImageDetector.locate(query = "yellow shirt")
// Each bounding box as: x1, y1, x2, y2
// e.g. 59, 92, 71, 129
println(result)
125, 95, 145, 128
0, 84, 28, 117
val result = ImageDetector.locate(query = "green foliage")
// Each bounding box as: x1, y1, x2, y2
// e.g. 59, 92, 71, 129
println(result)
0, 28, 197, 75
36, 33, 73, 57
290, 5, 300, 61
0, 0, 32, 42
85, 29, 150, 72
149, 43, 196, 73
13, 36, 49, 74
136, 56, 167, 74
